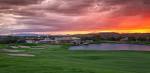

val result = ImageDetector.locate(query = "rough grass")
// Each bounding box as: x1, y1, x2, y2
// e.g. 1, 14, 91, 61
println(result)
0, 44, 150, 73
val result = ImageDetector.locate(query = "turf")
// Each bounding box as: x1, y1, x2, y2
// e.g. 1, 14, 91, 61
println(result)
0, 44, 150, 73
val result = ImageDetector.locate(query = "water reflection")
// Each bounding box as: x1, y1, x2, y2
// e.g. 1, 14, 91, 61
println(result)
69, 43, 150, 51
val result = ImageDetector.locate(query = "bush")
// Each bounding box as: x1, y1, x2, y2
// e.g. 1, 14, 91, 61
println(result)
0, 36, 19, 44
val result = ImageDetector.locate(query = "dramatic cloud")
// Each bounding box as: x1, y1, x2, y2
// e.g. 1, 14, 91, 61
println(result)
0, 0, 150, 35
0, 0, 41, 5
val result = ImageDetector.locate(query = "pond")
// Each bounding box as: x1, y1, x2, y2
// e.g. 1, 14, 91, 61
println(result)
69, 43, 150, 51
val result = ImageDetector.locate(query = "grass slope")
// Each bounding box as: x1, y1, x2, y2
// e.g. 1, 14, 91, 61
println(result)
0, 44, 150, 73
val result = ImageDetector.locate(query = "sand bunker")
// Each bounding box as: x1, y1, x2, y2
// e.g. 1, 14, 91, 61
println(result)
32, 46, 47, 48
18, 46, 30, 48
10, 46, 31, 49
8, 53, 35, 57
1, 49, 25, 53
10, 46, 19, 49
31, 48, 45, 50
31, 46, 47, 50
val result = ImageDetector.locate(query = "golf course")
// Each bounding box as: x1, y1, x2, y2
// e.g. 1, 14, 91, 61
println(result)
0, 44, 150, 73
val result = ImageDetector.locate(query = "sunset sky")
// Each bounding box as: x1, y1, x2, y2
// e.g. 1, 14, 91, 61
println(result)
0, 0, 150, 35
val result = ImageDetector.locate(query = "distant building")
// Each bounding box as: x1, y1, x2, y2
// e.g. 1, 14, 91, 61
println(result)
39, 38, 53, 43
120, 37, 129, 42
81, 40, 94, 45
24, 36, 81, 45
25, 38, 42, 43
100, 32, 121, 40
54, 37, 81, 45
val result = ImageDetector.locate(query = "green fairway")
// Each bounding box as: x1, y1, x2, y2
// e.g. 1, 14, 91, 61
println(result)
0, 44, 150, 73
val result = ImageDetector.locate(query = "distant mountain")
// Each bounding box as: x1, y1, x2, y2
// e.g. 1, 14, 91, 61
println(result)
13, 34, 40, 36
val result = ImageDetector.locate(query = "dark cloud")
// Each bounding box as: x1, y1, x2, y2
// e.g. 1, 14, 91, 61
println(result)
46, 0, 95, 15
0, 0, 150, 34
101, 0, 150, 16
1, 0, 150, 16
0, 0, 42, 5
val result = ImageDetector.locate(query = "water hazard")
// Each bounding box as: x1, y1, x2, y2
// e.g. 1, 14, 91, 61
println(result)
69, 43, 150, 51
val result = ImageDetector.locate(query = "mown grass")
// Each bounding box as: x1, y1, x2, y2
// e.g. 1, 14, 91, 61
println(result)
0, 44, 150, 73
